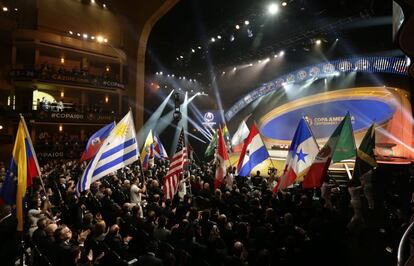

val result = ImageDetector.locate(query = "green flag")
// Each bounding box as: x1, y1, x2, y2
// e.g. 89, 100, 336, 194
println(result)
353, 123, 377, 179
205, 130, 217, 157
332, 112, 356, 163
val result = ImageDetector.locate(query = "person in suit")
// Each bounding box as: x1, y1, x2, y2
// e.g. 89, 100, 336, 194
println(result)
138, 240, 163, 266
0, 205, 18, 266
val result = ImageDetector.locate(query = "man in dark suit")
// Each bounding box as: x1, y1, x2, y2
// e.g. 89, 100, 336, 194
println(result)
138, 240, 163, 266
0, 205, 18, 266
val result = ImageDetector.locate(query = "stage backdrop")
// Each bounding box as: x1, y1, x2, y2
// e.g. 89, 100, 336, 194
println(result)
256, 87, 413, 160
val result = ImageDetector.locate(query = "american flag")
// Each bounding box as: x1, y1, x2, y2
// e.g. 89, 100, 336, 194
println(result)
163, 129, 188, 200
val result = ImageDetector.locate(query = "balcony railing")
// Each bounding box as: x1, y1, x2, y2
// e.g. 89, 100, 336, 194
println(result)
9, 67, 125, 90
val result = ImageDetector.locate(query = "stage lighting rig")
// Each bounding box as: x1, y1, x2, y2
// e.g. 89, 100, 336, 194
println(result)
173, 92, 182, 122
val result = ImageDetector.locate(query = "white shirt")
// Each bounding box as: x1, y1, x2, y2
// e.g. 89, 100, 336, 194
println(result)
178, 179, 187, 199
130, 184, 141, 205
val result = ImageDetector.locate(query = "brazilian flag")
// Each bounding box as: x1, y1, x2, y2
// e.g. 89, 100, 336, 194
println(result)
353, 123, 377, 180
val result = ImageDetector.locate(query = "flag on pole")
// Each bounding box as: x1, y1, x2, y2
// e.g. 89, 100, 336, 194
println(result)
153, 131, 168, 160
76, 111, 139, 194
141, 130, 154, 169
237, 124, 269, 176
223, 124, 231, 151
231, 120, 250, 153
215, 127, 229, 189
274, 118, 319, 191
0, 115, 41, 231
80, 122, 115, 161
353, 123, 377, 180
164, 129, 188, 200
205, 130, 217, 157
303, 113, 355, 189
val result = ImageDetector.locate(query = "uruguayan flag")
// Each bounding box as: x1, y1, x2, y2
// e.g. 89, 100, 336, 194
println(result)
77, 111, 139, 193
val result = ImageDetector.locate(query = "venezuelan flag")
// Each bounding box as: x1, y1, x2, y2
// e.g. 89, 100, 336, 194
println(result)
0, 116, 40, 231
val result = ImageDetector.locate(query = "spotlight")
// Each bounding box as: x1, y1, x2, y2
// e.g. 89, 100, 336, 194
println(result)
103, 38, 108, 43
69, 31, 73, 35
91, 0, 95, 3
244, 20, 249, 25
167, 74, 170, 77
282, 2, 287, 7
103, 4, 106, 8
14, 8, 18, 11
191, 48, 195, 53
233, 67, 237, 71
0, 125, 3, 130
171, 74, 175, 77
180, 55, 184, 59
222, 71, 226, 75
198, 46, 202, 49
77, 33, 81, 37
258, 60, 262, 63
159, 71, 163, 75
249, 63, 253, 66
217, 35, 222, 39
335, 38, 339, 41
97, 36, 104, 43
155, 72, 159, 75
82, 33, 88, 39
176, 57, 180, 60
2, 7, 8, 12
274, 54, 278, 58
211, 37, 216, 42
315, 39, 322, 45
91, 36, 95, 40
267, 3, 279, 15
235, 24, 240, 30
230, 34, 235, 42
279, 50, 285, 56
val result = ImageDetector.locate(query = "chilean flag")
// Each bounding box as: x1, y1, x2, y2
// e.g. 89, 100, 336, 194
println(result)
237, 124, 269, 176
274, 118, 319, 192
153, 131, 168, 160
80, 122, 115, 162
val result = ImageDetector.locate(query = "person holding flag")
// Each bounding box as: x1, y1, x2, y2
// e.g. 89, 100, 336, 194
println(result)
80, 122, 115, 161
0, 115, 41, 232
274, 117, 319, 192
163, 129, 188, 200
76, 111, 139, 194
303, 112, 356, 189
215, 127, 229, 189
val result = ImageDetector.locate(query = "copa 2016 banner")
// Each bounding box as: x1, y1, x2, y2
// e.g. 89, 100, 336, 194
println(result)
257, 87, 413, 160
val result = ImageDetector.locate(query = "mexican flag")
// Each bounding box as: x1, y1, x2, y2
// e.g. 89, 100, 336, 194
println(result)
302, 113, 356, 188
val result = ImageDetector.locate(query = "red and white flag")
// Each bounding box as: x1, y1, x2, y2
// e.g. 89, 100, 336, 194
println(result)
163, 129, 188, 200
214, 127, 229, 189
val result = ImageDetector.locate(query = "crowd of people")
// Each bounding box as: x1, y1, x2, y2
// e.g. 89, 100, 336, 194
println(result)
0, 157, 413, 266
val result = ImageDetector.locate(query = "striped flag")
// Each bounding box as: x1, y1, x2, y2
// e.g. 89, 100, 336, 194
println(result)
153, 131, 168, 160
0, 115, 41, 231
163, 129, 188, 200
76, 111, 139, 194
80, 122, 115, 161
141, 130, 154, 169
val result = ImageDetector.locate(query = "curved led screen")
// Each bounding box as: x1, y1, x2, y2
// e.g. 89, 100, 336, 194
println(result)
261, 99, 395, 140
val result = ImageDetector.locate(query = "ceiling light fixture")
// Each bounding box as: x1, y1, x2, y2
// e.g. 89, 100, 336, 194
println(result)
244, 20, 250, 25
267, 3, 279, 15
